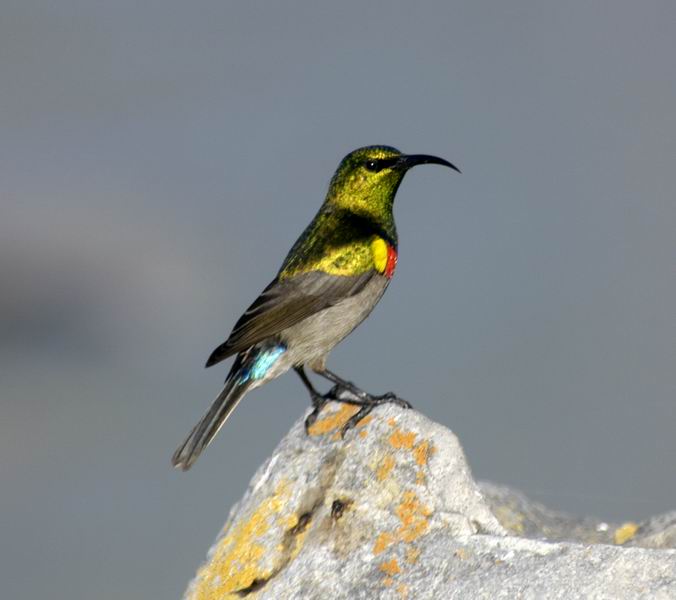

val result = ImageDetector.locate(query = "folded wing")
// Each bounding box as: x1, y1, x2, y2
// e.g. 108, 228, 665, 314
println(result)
205, 270, 375, 367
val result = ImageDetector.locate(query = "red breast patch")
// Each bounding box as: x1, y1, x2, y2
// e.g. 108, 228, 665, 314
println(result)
385, 245, 398, 279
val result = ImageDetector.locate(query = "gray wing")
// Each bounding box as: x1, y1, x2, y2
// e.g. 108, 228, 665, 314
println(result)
205, 270, 375, 367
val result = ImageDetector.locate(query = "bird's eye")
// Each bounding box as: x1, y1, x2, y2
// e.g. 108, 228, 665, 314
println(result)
364, 160, 380, 172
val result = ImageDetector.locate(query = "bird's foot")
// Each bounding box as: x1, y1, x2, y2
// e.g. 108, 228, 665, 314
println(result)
304, 392, 331, 434
327, 388, 412, 438
304, 385, 412, 437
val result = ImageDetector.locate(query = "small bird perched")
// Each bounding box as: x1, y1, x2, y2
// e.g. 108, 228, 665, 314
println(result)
172, 145, 459, 470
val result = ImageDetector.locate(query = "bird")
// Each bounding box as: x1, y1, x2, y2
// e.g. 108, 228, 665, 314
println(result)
172, 145, 459, 470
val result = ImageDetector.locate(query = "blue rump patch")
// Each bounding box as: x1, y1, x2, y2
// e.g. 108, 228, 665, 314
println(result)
239, 345, 286, 383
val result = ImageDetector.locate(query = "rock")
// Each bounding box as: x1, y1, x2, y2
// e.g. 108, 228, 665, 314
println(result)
182, 401, 676, 600
478, 481, 618, 545
479, 481, 676, 550
625, 511, 676, 550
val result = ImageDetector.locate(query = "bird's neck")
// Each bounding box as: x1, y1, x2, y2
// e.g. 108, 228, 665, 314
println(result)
330, 206, 398, 249
278, 205, 398, 278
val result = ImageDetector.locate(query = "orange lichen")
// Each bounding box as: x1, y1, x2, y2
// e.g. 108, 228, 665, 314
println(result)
412, 440, 433, 466
373, 532, 396, 555
377, 455, 396, 481
388, 428, 417, 450
415, 471, 426, 485
358, 429, 368, 439
380, 558, 401, 576
308, 404, 360, 436
371, 489, 430, 597
396, 491, 431, 543
387, 417, 397, 427
405, 546, 421, 564
187, 482, 289, 600
357, 415, 373, 428
397, 583, 409, 598
308, 404, 374, 436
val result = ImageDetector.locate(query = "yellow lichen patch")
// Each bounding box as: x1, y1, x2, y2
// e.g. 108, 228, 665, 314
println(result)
415, 471, 425, 485
614, 522, 639, 545
380, 558, 401, 576
387, 417, 397, 427
412, 440, 433, 466
405, 546, 420, 564
187, 483, 289, 600
492, 505, 525, 535
397, 583, 409, 598
308, 404, 360, 436
373, 532, 396, 555
358, 429, 368, 439
396, 491, 431, 543
389, 428, 417, 450
283, 513, 300, 529
377, 455, 396, 482
383, 577, 394, 587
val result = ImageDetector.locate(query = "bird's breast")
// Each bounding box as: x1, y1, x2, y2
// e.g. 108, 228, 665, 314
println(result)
371, 238, 398, 280
280, 274, 391, 366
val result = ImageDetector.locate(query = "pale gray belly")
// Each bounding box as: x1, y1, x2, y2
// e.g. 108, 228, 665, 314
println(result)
279, 275, 390, 370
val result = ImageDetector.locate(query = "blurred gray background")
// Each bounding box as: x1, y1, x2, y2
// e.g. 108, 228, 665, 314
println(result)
1, 2, 675, 598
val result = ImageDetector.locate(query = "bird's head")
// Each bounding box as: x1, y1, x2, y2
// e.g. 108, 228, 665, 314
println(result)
326, 146, 459, 218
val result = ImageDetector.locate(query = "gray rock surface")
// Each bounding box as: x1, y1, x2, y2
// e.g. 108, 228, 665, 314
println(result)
183, 401, 676, 600
479, 481, 676, 549
625, 511, 676, 549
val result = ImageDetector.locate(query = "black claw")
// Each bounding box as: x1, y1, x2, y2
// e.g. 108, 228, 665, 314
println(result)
331, 388, 412, 409
304, 393, 329, 434
375, 393, 412, 409
337, 392, 412, 438
304, 412, 317, 434
304, 409, 317, 433
303, 379, 411, 437
326, 384, 343, 400
340, 406, 374, 438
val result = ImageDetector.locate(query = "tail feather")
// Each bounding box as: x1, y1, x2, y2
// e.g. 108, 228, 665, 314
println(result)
172, 378, 251, 471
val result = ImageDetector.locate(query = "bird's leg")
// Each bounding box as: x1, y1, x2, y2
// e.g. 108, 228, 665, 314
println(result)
295, 367, 331, 433
315, 368, 412, 437
316, 368, 410, 406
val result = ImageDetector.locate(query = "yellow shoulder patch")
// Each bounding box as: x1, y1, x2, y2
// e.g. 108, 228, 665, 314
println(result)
371, 238, 388, 273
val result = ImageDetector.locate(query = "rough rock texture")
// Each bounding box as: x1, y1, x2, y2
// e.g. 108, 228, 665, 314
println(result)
183, 401, 676, 600
479, 481, 676, 549
625, 511, 676, 549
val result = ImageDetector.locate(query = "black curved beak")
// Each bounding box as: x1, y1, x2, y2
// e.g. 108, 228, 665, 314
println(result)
397, 154, 461, 174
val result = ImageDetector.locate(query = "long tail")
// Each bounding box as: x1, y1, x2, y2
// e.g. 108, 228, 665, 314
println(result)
171, 376, 252, 471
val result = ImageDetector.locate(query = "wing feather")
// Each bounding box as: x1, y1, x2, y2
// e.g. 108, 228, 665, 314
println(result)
205, 270, 374, 367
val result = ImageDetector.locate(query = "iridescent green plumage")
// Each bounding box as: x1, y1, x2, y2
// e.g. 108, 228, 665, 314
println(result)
172, 145, 459, 470
280, 146, 404, 279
